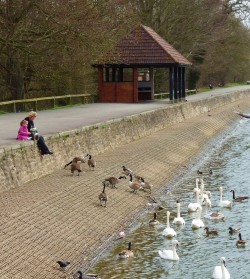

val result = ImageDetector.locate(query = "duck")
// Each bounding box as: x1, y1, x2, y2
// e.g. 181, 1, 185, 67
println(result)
158, 239, 180, 261
118, 242, 134, 258
149, 212, 160, 225
230, 190, 249, 202
188, 189, 202, 212
236, 233, 247, 247
76, 271, 101, 279
173, 201, 185, 225
99, 182, 108, 207
162, 211, 176, 238
212, 257, 230, 279
86, 154, 96, 170
128, 174, 141, 194
140, 177, 152, 194
103, 176, 126, 189
191, 207, 204, 229
228, 227, 240, 234
122, 166, 134, 176
218, 187, 232, 208
197, 169, 213, 175
204, 198, 224, 221
204, 227, 218, 236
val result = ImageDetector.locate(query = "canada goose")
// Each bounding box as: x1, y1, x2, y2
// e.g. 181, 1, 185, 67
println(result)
71, 163, 82, 176
118, 242, 134, 258
104, 176, 126, 189
140, 177, 152, 193
128, 174, 141, 194
212, 257, 230, 279
76, 271, 101, 279
173, 201, 185, 225
236, 233, 247, 247
57, 260, 70, 271
64, 156, 87, 168
99, 182, 108, 207
219, 187, 232, 208
87, 154, 96, 170
204, 227, 218, 236
162, 211, 176, 238
228, 227, 240, 234
122, 166, 134, 176
158, 239, 180, 261
149, 212, 160, 225
191, 207, 204, 229
230, 190, 249, 202
188, 189, 202, 212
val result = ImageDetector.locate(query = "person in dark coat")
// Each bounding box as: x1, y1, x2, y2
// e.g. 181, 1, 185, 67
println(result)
25, 111, 53, 155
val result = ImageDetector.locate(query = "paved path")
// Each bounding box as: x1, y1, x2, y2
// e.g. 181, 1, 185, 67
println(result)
1, 85, 249, 148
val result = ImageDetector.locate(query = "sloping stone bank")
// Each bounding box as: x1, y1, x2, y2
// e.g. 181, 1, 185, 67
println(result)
0, 89, 249, 192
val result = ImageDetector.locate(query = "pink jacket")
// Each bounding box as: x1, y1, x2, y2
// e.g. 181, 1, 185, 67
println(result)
17, 125, 30, 140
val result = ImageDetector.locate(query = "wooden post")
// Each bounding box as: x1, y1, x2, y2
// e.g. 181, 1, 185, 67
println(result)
178, 67, 182, 101
169, 67, 173, 101
181, 67, 186, 100
98, 66, 103, 102
133, 68, 138, 103
174, 66, 178, 100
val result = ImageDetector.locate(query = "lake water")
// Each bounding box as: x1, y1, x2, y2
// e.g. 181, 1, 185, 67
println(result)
90, 117, 250, 279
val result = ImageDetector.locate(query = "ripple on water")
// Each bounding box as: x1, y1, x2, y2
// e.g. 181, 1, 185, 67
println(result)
90, 121, 250, 279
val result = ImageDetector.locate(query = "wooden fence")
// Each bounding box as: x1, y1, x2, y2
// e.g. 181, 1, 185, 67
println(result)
154, 89, 197, 100
0, 93, 97, 113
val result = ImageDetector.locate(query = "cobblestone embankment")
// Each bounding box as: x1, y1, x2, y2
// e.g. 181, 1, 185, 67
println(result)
0, 92, 250, 278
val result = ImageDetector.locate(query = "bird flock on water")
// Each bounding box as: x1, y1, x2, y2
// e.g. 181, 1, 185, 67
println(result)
61, 155, 248, 278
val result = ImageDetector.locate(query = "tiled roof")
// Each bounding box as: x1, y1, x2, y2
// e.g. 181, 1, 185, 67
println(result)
97, 25, 192, 66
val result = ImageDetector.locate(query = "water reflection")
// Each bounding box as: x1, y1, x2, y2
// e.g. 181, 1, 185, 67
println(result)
90, 121, 250, 279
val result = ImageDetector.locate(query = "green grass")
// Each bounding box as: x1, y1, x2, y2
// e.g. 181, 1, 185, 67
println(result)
0, 110, 7, 115
198, 82, 248, 93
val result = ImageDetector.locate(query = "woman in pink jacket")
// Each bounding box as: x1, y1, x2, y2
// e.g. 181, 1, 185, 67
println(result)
16, 119, 32, 140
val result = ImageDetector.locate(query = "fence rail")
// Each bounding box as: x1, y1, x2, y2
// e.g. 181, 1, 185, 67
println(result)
0, 93, 97, 113
154, 89, 197, 99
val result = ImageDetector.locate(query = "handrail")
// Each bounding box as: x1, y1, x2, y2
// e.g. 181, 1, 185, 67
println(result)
0, 93, 97, 112
154, 89, 197, 99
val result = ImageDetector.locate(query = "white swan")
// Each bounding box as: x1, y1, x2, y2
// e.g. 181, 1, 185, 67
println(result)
158, 239, 180, 261
200, 180, 211, 200
204, 198, 224, 221
188, 190, 202, 212
191, 207, 204, 229
212, 257, 230, 279
219, 187, 232, 208
193, 178, 201, 194
173, 201, 185, 225
162, 211, 176, 238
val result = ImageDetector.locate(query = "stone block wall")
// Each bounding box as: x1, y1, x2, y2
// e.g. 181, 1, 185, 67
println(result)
0, 89, 249, 192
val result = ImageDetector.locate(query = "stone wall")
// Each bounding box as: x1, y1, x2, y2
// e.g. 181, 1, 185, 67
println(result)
0, 89, 250, 192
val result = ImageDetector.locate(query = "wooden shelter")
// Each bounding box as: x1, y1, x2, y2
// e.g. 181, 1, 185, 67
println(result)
94, 25, 192, 103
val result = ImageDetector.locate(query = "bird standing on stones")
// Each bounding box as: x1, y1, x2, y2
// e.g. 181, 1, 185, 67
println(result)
103, 176, 126, 189
57, 260, 70, 271
122, 166, 134, 176
99, 182, 108, 207
87, 154, 96, 170
128, 173, 141, 194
